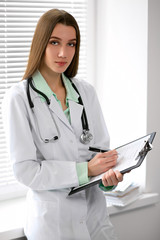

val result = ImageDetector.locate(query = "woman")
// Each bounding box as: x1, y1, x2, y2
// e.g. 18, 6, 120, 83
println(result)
5, 9, 123, 240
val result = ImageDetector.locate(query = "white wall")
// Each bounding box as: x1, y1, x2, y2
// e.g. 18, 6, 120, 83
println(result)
95, 0, 160, 239
95, 0, 148, 148
96, 0, 148, 190
110, 203, 160, 240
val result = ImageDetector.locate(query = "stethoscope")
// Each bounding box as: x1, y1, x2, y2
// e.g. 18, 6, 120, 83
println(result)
27, 77, 93, 144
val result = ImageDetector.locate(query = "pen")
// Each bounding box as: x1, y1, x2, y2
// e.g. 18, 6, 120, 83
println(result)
88, 147, 109, 153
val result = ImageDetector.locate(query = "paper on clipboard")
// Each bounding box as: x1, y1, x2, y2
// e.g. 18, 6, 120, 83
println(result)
113, 135, 150, 172
68, 132, 156, 196
73, 135, 150, 188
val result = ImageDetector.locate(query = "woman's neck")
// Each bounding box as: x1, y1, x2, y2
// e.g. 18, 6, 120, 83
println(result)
39, 67, 67, 111
39, 67, 63, 93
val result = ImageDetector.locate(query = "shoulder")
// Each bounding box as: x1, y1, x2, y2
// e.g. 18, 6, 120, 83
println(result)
71, 77, 96, 97
70, 77, 100, 112
3, 80, 28, 111
6, 80, 27, 100
2, 80, 29, 122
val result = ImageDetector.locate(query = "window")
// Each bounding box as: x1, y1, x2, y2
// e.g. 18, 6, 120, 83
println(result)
95, 0, 148, 189
0, 0, 88, 200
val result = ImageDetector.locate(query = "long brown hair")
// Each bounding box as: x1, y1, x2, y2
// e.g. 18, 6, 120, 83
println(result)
23, 9, 80, 80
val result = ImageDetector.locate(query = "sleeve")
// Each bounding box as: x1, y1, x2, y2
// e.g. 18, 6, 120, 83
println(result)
99, 182, 116, 192
3, 86, 79, 191
76, 162, 90, 185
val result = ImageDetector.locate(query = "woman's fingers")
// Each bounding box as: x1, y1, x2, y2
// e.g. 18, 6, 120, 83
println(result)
98, 150, 118, 164
115, 170, 123, 182
88, 150, 119, 177
102, 169, 123, 187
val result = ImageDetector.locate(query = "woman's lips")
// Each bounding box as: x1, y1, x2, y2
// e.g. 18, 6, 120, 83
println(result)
56, 61, 67, 67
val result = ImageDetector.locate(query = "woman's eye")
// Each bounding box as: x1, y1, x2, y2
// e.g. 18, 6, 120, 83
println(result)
68, 42, 76, 47
50, 41, 58, 45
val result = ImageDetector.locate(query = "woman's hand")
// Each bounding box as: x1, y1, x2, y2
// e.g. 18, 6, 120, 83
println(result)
102, 169, 123, 187
88, 150, 118, 177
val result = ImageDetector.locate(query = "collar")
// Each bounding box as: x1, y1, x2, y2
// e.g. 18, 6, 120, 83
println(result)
32, 70, 79, 103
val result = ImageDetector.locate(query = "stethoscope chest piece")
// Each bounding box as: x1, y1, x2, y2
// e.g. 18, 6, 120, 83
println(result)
80, 130, 93, 144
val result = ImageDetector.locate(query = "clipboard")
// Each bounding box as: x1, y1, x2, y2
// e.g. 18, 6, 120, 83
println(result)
68, 132, 156, 196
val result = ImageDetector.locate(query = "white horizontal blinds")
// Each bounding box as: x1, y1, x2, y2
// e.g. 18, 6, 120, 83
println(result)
0, 0, 87, 189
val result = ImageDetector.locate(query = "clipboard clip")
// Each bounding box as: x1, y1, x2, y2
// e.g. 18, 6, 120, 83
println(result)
136, 141, 153, 159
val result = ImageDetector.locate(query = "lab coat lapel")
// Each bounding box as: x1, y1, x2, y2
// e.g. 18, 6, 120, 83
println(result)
69, 100, 83, 132
48, 95, 73, 132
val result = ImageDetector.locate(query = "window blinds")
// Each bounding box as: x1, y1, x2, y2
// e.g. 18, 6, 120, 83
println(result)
0, 0, 88, 193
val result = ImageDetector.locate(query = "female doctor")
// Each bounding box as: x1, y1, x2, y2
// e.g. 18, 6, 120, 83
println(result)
5, 9, 123, 240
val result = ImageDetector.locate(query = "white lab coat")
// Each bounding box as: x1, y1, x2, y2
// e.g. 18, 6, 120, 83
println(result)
4, 77, 118, 240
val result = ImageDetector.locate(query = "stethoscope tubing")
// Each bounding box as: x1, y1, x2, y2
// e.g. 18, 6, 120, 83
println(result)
26, 76, 93, 144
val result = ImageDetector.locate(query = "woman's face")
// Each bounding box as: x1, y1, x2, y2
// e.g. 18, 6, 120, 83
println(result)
40, 23, 76, 75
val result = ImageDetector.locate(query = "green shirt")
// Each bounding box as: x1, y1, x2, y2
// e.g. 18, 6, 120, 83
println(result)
32, 70, 89, 186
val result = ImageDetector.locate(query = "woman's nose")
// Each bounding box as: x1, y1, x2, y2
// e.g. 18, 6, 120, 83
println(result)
58, 46, 66, 58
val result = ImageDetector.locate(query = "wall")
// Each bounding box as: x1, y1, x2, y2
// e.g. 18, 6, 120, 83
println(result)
95, 0, 148, 148
95, 0, 149, 189
96, 0, 160, 240
110, 202, 160, 240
